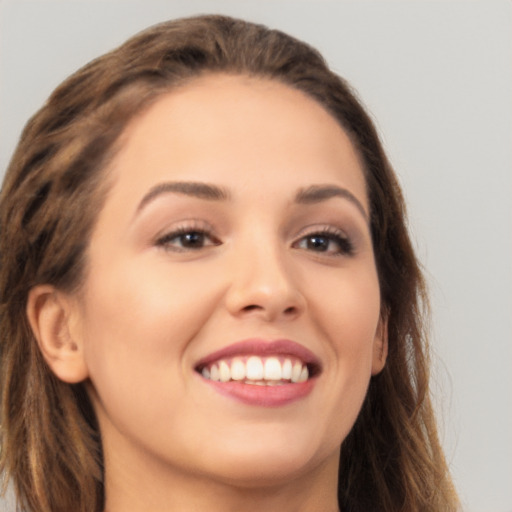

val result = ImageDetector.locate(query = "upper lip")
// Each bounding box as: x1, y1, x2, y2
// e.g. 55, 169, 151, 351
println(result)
194, 338, 322, 375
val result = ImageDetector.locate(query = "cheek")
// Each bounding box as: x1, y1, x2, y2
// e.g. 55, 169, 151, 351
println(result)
78, 258, 220, 408
309, 264, 381, 412
313, 264, 381, 351
83, 254, 216, 344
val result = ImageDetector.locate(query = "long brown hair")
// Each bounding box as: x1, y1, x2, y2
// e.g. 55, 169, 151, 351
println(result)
0, 15, 458, 512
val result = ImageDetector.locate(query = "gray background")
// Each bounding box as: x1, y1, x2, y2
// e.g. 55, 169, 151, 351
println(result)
1, 1, 511, 511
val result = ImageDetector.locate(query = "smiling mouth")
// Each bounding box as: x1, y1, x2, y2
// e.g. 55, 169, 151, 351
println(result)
197, 355, 314, 385
194, 338, 321, 390
194, 339, 321, 407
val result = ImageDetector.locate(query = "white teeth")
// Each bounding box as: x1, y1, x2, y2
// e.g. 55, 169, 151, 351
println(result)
219, 360, 231, 382
230, 358, 246, 381
200, 356, 311, 384
264, 357, 282, 380
291, 361, 303, 383
246, 356, 264, 380
298, 366, 309, 383
282, 358, 292, 380
210, 364, 220, 381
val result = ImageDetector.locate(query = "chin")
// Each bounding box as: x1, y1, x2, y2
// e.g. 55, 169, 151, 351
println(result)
193, 433, 339, 489
210, 458, 316, 489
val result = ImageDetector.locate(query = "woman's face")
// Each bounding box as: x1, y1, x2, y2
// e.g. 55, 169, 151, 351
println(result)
69, 75, 386, 488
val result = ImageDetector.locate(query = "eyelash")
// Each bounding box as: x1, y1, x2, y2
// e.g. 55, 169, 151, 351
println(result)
155, 224, 354, 257
155, 223, 220, 252
292, 227, 354, 257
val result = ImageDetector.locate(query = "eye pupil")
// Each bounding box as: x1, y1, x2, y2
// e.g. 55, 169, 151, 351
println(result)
307, 236, 329, 251
181, 232, 204, 247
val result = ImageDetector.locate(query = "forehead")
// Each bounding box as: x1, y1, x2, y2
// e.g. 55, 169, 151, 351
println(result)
107, 73, 367, 206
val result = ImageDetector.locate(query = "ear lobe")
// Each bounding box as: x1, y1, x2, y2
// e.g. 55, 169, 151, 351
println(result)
371, 313, 388, 376
26, 285, 89, 383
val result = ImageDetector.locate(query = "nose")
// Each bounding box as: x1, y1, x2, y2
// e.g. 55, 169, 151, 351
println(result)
224, 241, 305, 322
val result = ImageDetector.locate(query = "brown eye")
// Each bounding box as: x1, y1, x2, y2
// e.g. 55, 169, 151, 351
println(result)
304, 235, 331, 252
294, 231, 354, 256
156, 229, 219, 252
176, 231, 207, 248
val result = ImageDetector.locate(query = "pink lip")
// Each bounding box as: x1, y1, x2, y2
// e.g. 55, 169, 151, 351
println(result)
202, 379, 315, 407
195, 339, 321, 408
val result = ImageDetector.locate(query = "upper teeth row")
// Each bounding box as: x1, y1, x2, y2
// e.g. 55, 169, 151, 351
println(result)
201, 356, 309, 383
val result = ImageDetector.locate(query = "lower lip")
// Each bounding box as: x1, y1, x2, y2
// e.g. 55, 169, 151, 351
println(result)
201, 378, 316, 407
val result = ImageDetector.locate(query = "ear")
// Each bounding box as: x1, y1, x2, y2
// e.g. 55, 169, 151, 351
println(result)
371, 312, 388, 376
26, 285, 89, 383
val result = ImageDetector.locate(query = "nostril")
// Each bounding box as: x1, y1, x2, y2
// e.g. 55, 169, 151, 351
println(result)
242, 304, 263, 313
241, 304, 297, 316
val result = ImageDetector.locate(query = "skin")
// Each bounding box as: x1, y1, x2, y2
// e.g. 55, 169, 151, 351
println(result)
28, 74, 387, 512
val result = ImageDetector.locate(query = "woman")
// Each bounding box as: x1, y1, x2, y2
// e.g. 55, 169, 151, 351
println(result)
0, 15, 459, 512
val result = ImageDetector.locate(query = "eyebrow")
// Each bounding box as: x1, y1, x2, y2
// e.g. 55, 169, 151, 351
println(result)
136, 181, 230, 213
136, 181, 368, 222
295, 184, 368, 221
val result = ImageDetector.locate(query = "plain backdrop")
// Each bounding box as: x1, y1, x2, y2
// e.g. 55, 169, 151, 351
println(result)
0, 1, 511, 511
